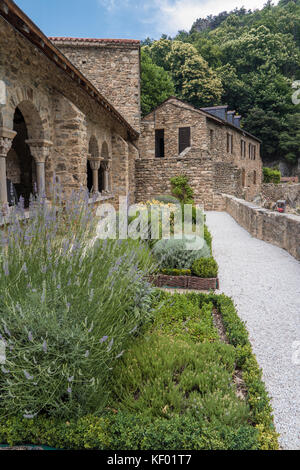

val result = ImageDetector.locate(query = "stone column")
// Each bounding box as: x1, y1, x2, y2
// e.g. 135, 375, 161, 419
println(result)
26, 139, 53, 196
0, 127, 17, 206
88, 155, 102, 193
104, 159, 112, 192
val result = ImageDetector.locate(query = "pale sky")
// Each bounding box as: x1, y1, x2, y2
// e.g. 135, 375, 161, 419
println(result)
16, 0, 280, 39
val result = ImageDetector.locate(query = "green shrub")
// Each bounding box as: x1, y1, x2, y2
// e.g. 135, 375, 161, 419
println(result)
192, 258, 219, 278
170, 175, 194, 204
0, 188, 155, 420
109, 335, 248, 425
263, 167, 281, 184
152, 236, 211, 269
152, 294, 219, 343
160, 268, 191, 276
204, 225, 212, 252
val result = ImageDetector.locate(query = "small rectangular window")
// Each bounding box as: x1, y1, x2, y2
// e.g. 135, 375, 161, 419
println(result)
179, 127, 191, 154
210, 129, 214, 148
227, 133, 233, 154
241, 139, 246, 159
249, 143, 256, 160
155, 129, 165, 158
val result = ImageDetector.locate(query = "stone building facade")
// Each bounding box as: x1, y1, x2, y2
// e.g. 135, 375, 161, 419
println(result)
49, 37, 141, 133
0, 0, 139, 211
137, 97, 262, 209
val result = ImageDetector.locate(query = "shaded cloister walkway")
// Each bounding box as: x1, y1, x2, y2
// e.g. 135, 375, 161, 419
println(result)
206, 211, 300, 450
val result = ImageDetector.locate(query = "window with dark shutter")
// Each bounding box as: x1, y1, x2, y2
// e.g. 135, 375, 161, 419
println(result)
155, 129, 165, 158
179, 127, 191, 154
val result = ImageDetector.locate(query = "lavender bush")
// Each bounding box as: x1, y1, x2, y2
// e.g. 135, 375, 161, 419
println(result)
0, 187, 155, 419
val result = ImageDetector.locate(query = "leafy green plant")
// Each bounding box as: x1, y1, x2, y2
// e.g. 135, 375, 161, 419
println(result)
263, 167, 281, 184
192, 258, 219, 278
160, 268, 191, 276
152, 236, 211, 269
170, 175, 194, 204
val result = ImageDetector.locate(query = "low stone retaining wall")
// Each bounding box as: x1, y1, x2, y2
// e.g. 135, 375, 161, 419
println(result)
150, 274, 219, 290
224, 194, 300, 261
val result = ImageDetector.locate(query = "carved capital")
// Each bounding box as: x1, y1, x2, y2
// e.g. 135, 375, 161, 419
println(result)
26, 139, 53, 163
88, 155, 102, 171
0, 128, 16, 157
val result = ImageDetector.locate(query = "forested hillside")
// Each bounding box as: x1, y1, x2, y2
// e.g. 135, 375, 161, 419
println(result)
141, 0, 300, 166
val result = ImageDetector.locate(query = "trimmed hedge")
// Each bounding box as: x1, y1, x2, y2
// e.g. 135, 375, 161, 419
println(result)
160, 268, 191, 276
0, 413, 260, 450
192, 258, 219, 278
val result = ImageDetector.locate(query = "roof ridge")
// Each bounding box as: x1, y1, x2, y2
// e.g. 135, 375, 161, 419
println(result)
49, 37, 140, 44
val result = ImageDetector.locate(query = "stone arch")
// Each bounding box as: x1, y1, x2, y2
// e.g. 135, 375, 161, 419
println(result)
89, 135, 99, 159
8, 86, 50, 140
101, 141, 109, 160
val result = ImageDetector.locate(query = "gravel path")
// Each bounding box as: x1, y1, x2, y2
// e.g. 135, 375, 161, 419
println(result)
206, 211, 300, 450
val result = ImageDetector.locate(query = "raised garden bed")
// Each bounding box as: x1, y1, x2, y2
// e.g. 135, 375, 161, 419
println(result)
149, 274, 219, 290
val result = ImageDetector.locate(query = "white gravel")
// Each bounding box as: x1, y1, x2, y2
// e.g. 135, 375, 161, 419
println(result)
206, 211, 300, 450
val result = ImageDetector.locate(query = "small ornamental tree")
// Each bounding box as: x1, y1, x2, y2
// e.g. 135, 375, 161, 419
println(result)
170, 175, 194, 204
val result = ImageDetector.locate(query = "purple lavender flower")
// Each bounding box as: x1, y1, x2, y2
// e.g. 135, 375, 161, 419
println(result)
67, 387, 72, 395
3, 262, 9, 277
116, 351, 124, 359
107, 338, 114, 352
23, 413, 37, 419
22, 263, 28, 274
23, 370, 34, 381
28, 331, 33, 342
100, 336, 108, 344
84, 350, 90, 358
42, 340, 47, 353
3, 325, 11, 337
67, 376, 74, 383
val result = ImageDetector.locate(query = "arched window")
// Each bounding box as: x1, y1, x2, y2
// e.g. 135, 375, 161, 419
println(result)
89, 135, 99, 159
253, 170, 257, 185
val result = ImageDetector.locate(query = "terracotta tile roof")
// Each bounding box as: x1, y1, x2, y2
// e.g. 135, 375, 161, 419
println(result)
49, 37, 140, 45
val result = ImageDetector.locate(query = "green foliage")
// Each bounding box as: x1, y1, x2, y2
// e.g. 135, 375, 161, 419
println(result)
152, 294, 218, 343
160, 268, 191, 276
152, 236, 211, 269
110, 335, 248, 424
0, 189, 155, 420
263, 167, 281, 183
141, 50, 175, 116
0, 291, 278, 450
0, 413, 260, 450
170, 175, 194, 203
192, 258, 219, 278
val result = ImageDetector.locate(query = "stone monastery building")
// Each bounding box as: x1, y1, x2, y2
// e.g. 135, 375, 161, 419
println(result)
0, 0, 262, 212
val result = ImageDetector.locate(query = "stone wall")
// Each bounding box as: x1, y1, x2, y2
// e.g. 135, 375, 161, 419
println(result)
51, 39, 141, 133
135, 157, 242, 211
224, 194, 300, 261
261, 183, 300, 209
